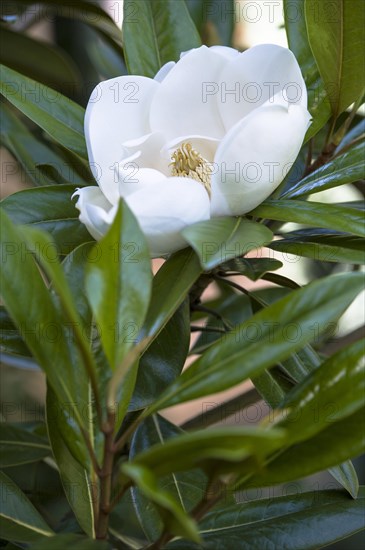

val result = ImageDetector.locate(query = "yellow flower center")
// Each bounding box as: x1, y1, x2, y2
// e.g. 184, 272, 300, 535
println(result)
170, 142, 211, 196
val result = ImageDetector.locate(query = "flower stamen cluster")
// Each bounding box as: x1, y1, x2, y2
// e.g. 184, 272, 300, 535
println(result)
170, 142, 212, 196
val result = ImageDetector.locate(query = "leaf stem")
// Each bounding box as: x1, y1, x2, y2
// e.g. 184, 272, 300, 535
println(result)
96, 411, 116, 539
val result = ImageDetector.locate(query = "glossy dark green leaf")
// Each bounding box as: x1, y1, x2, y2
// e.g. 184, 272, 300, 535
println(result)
284, 0, 331, 140
329, 461, 359, 500
269, 233, 365, 264
182, 218, 273, 270
130, 300, 190, 410
0, 471, 53, 542
141, 248, 203, 339
46, 388, 95, 538
64, 242, 145, 438
220, 257, 283, 281
0, 64, 87, 158
87, 38, 127, 81
0, 306, 30, 357
192, 292, 252, 354
0, 424, 50, 467
85, 201, 152, 373
16, 0, 123, 54
123, 0, 201, 77
148, 272, 364, 411
0, 102, 81, 187
61, 242, 105, 461
123, 464, 201, 543
305, 0, 365, 118
1, 185, 93, 254
61, 242, 95, 329
251, 334, 359, 498
253, 367, 293, 409
19, 225, 100, 410
29, 534, 111, 550
337, 118, 365, 152
282, 142, 365, 198
0, 28, 81, 93
167, 488, 365, 550
252, 199, 365, 237
130, 415, 209, 541
0, 214, 86, 427
108, 488, 148, 546
279, 339, 365, 443
3, 460, 66, 522
124, 426, 286, 479
246, 407, 365, 488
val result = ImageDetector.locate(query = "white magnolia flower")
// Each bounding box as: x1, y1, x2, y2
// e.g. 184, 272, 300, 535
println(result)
74, 44, 311, 257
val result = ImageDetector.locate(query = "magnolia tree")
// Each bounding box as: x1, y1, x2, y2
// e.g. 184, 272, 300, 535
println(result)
0, 0, 364, 548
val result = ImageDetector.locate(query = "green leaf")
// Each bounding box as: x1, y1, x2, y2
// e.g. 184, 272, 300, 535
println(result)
251, 333, 359, 498
0, 470, 53, 543
29, 534, 111, 549
246, 406, 365, 488
0, 424, 50, 467
130, 415, 209, 541
46, 388, 95, 538
269, 233, 365, 264
192, 292, 252, 354
329, 461, 359, 500
20, 0, 123, 55
0, 102, 82, 187
182, 217, 273, 270
282, 142, 365, 198
18, 225, 101, 416
61, 242, 95, 329
3, 460, 66, 519
0, 64, 87, 158
123, 0, 201, 77
284, 0, 332, 140
167, 488, 365, 550
220, 257, 283, 281
130, 300, 191, 410
252, 199, 365, 237
85, 201, 152, 372
123, 464, 201, 543
0, 306, 30, 357
279, 339, 365, 443
124, 426, 286, 479
0, 214, 87, 427
0, 28, 81, 93
141, 248, 203, 339
1, 185, 92, 255
148, 272, 364, 411
305, 0, 365, 118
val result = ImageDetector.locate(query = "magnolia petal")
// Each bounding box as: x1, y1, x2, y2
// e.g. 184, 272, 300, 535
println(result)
85, 75, 159, 203
116, 166, 167, 197
72, 186, 114, 240
154, 61, 176, 82
125, 177, 211, 257
150, 46, 226, 140
217, 44, 308, 132
121, 132, 169, 174
211, 103, 311, 216
209, 45, 240, 59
